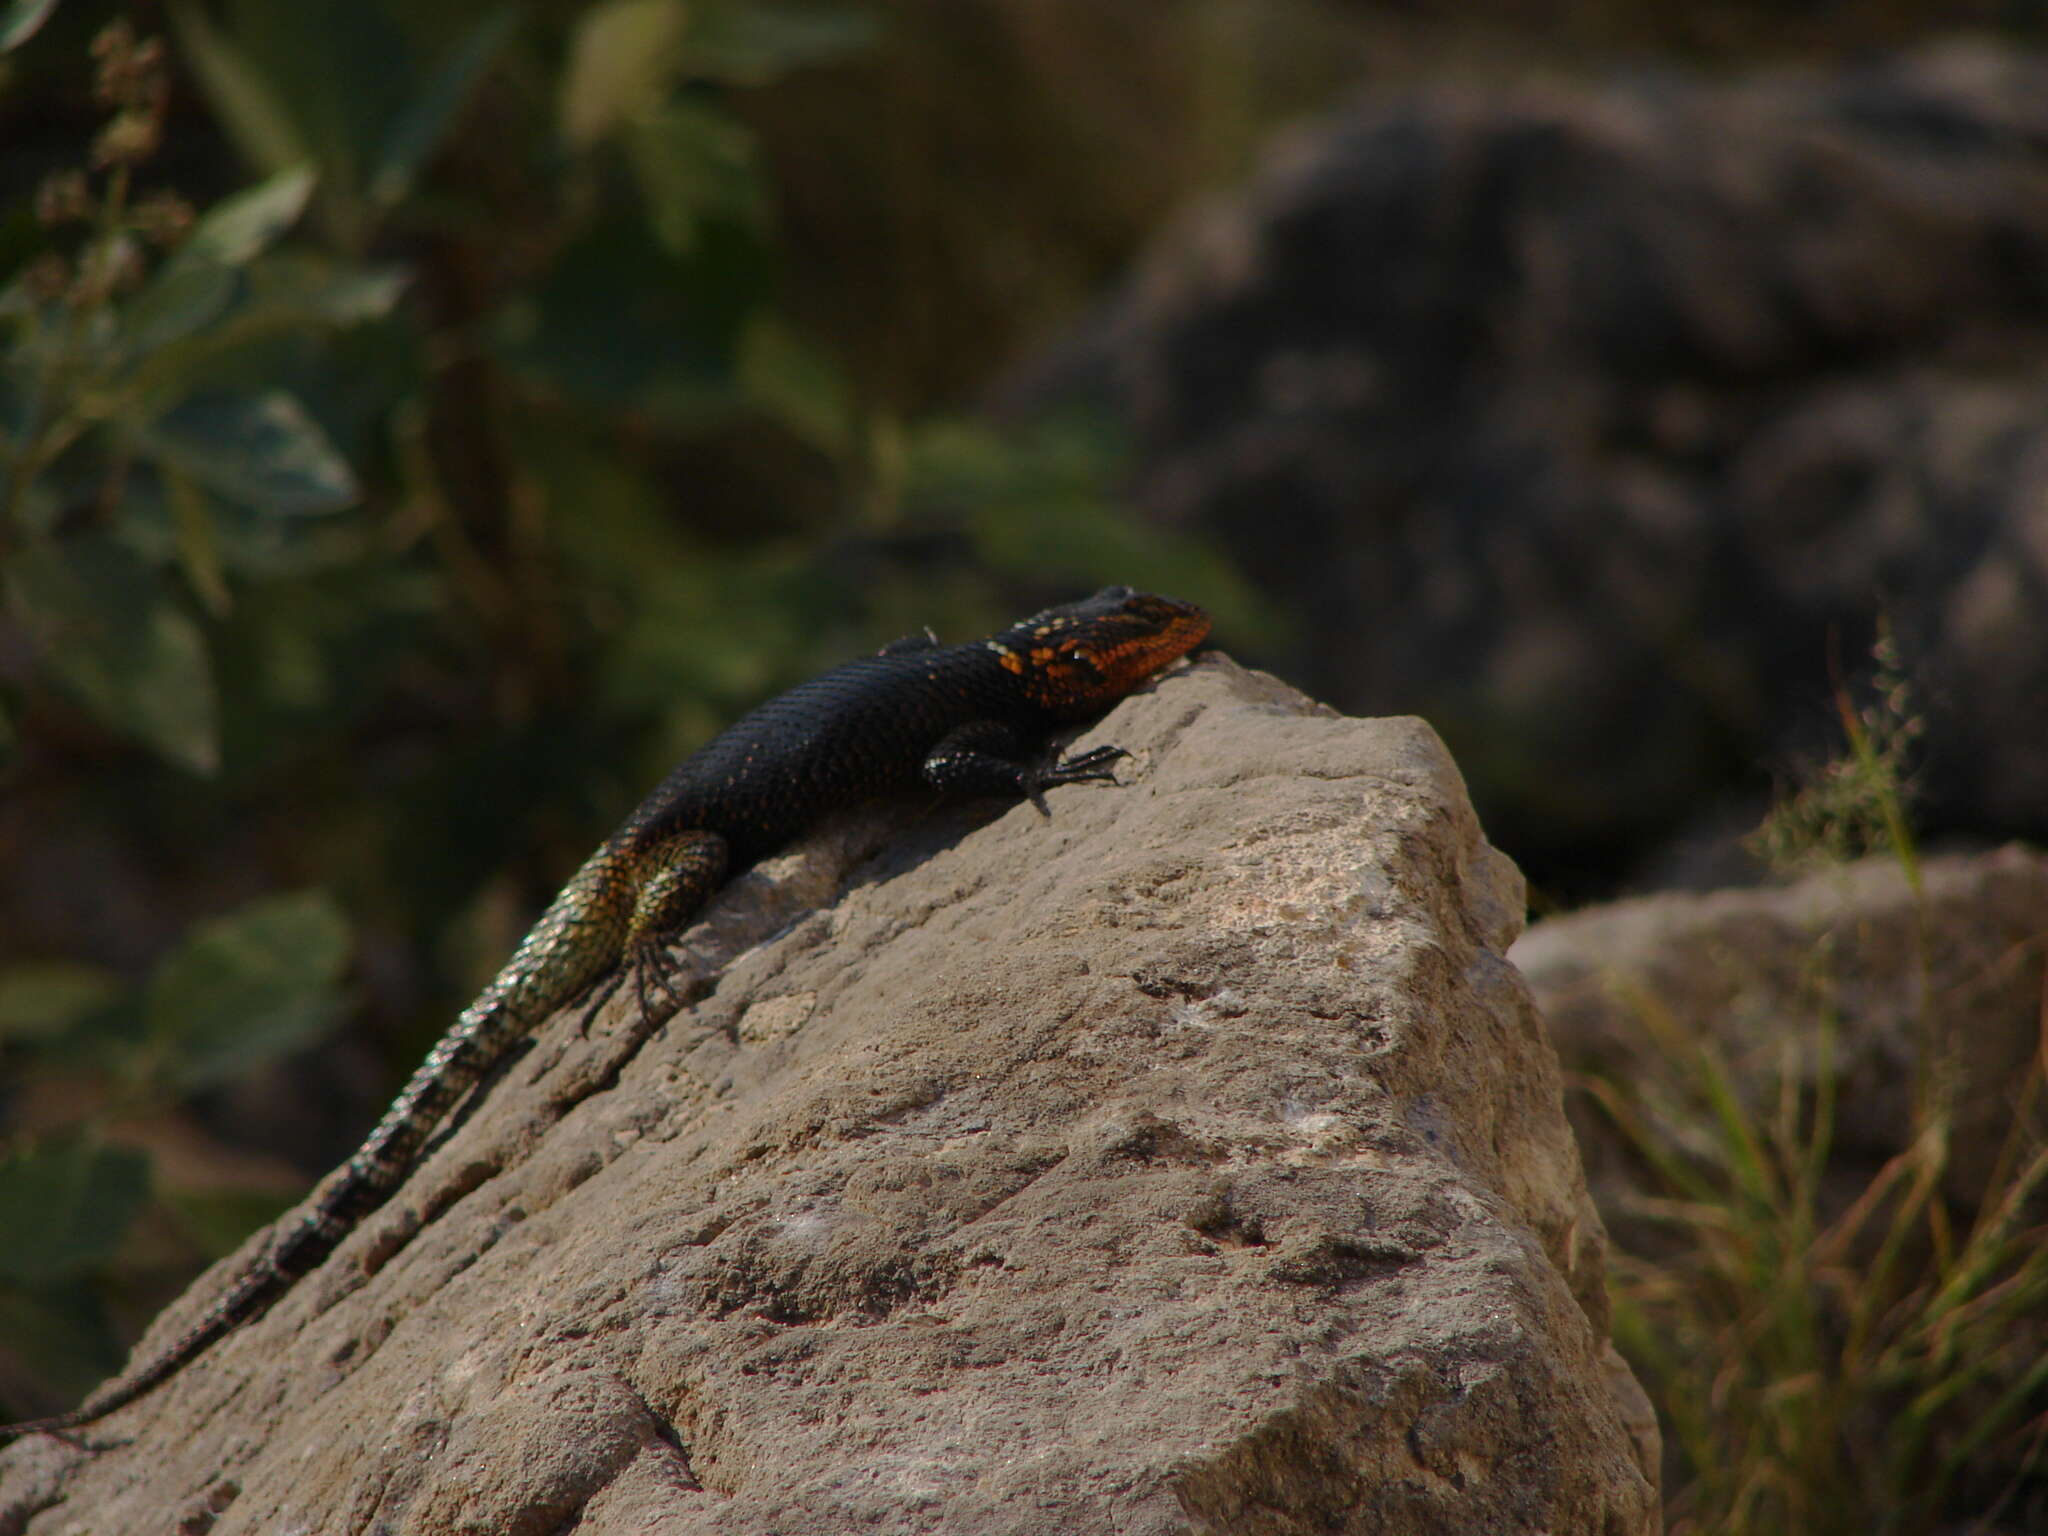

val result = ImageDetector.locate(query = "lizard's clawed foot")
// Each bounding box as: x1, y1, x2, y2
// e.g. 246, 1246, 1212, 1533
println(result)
1023, 744, 1129, 813
1050, 743, 1129, 780
572, 971, 626, 1038
630, 942, 688, 1023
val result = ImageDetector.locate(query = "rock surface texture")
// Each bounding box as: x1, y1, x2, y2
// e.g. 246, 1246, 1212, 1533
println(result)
1516, 845, 2048, 1224
1003, 44, 2048, 895
0, 659, 1656, 1535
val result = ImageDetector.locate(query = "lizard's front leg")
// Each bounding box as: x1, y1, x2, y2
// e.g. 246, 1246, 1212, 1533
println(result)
617, 828, 729, 1020
921, 720, 1128, 815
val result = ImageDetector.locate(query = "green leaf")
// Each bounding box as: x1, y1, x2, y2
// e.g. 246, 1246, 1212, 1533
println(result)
626, 98, 764, 254
678, 1, 876, 85
165, 466, 231, 616
174, 166, 317, 271
145, 889, 351, 1090
168, 3, 314, 179
119, 256, 407, 410
0, 1135, 151, 1284
369, 8, 515, 210
0, 0, 59, 53
4, 537, 220, 774
123, 259, 241, 356
120, 168, 322, 372
560, 0, 688, 148
0, 962, 122, 1045
243, 253, 408, 326
136, 390, 358, 515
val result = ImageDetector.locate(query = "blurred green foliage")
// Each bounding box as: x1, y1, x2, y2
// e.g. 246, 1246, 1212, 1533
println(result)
0, 0, 1265, 1416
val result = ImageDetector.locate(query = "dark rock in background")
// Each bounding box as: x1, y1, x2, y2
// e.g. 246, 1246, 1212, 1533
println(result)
1002, 43, 2048, 899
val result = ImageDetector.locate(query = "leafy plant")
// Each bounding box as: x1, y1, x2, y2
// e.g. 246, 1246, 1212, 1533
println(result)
0, 20, 401, 774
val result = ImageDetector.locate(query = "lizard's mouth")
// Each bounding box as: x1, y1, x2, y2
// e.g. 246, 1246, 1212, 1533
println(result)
1091, 597, 1211, 690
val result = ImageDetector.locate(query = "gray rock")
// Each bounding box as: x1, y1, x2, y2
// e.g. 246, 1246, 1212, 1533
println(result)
2, 659, 1655, 1535
1002, 44, 2048, 896
1514, 844, 2048, 1221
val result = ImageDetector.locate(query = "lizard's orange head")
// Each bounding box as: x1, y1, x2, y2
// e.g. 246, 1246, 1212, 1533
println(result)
988, 586, 1211, 716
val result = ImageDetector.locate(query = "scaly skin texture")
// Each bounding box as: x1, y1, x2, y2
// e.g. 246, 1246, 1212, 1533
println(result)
0, 586, 1210, 1446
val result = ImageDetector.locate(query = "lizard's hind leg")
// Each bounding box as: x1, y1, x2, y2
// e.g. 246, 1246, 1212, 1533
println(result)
619, 828, 729, 1022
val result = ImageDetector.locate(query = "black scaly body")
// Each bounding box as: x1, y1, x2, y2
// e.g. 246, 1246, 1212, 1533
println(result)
0, 586, 1210, 1445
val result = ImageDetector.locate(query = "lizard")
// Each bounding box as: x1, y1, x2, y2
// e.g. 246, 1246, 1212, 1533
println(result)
0, 584, 1210, 1446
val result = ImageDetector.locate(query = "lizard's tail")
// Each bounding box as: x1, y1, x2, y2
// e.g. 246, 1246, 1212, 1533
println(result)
0, 988, 547, 1446
1, 852, 638, 1444
0, 1242, 291, 1446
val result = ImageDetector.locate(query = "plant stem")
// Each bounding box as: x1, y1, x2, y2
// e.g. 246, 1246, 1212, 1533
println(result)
1, 164, 132, 549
